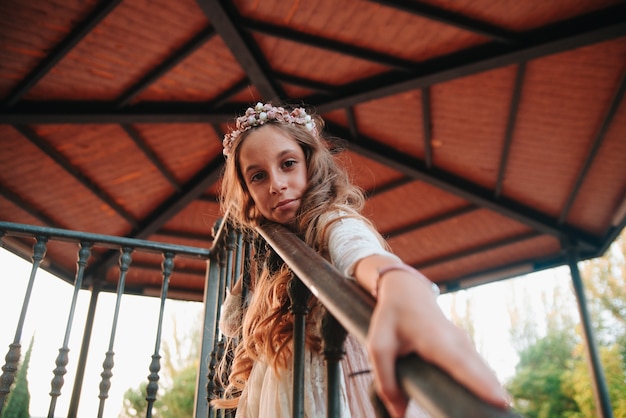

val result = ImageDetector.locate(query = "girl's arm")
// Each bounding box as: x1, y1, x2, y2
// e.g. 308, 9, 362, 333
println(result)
353, 254, 509, 418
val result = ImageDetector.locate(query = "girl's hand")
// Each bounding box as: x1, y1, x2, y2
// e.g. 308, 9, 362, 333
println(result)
364, 269, 509, 417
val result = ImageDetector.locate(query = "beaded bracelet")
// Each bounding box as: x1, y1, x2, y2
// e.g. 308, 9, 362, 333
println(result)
372, 264, 440, 298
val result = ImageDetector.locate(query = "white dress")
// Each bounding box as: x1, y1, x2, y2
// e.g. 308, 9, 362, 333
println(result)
219, 214, 430, 418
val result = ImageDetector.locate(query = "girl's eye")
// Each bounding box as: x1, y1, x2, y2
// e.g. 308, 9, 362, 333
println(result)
283, 159, 297, 168
250, 172, 265, 183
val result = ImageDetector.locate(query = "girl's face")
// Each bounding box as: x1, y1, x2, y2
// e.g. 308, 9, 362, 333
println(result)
238, 125, 308, 225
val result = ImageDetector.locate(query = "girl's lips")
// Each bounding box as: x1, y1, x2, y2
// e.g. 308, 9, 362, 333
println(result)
274, 199, 296, 209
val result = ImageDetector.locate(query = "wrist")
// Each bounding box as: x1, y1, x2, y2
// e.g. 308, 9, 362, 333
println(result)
372, 264, 439, 298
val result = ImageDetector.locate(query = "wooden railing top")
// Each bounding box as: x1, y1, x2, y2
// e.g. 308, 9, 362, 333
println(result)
257, 222, 521, 418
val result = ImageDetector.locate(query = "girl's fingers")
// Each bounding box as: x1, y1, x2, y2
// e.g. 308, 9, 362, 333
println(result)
367, 308, 408, 418
368, 303, 510, 416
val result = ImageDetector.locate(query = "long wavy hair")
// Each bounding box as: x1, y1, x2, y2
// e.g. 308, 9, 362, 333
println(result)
213, 102, 381, 409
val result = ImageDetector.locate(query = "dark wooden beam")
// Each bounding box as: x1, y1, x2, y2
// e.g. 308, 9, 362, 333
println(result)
195, 0, 284, 100
240, 17, 418, 71
13, 124, 138, 227
208, 78, 251, 108
4, 6, 624, 124
0, 185, 63, 228
367, 0, 520, 44
384, 205, 479, 239
345, 107, 358, 141
84, 154, 224, 279
558, 67, 626, 224
421, 87, 433, 169
325, 121, 603, 251
311, 4, 626, 113
115, 25, 217, 108
0, 101, 238, 124
2, 0, 123, 108
364, 177, 413, 198
273, 72, 336, 94
495, 62, 526, 197
415, 231, 542, 269
120, 124, 181, 191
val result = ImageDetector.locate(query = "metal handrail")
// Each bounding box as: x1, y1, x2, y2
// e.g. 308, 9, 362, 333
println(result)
0, 221, 211, 259
257, 222, 521, 418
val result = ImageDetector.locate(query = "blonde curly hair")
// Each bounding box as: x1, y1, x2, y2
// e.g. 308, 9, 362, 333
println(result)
213, 102, 379, 409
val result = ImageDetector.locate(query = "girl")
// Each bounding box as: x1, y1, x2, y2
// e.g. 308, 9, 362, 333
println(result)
214, 102, 509, 417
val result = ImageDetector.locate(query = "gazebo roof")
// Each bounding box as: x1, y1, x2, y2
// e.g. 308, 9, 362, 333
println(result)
1, 0, 625, 300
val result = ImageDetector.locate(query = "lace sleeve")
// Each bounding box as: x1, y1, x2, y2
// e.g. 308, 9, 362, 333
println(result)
219, 289, 243, 338
326, 216, 401, 277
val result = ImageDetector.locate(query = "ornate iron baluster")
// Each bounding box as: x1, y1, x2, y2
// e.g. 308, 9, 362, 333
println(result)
223, 228, 243, 418
321, 312, 348, 417
195, 218, 226, 418
197, 251, 221, 418
146, 251, 174, 417
97, 246, 132, 417
214, 238, 230, 418
48, 240, 92, 418
206, 248, 227, 417
288, 276, 310, 418
0, 235, 47, 414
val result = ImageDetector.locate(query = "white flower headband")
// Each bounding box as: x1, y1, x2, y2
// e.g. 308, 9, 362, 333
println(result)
222, 102, 317, 158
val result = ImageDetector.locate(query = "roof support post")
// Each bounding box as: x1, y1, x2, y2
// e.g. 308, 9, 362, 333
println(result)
193, 252, 221, 418
68, 279, 101, 418
566, 246, 613, 418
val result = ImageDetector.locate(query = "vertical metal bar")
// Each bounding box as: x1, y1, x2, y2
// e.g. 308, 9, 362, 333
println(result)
146, 252, 175, 418
421, 86, 433, 169
68, 273, 102, 417
220, 230, 243, 418
567, 247, 614, 418
233, 230, 243, 286
0, 235, 47, 415
225, 228, 237, 291
48, 240, 92, 418
202, 235, 229, 418
212, 244, 229, 417
195, 253, 221, 418
241, 234, 253, 303
97, 247, 133, 418
288, 277, 310, 418
322, 313, 347, 417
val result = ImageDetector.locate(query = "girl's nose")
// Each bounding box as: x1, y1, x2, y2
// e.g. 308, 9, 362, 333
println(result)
269, 173, 287, 194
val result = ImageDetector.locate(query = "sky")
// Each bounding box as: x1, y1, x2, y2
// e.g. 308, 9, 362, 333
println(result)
0, 247, 578, 417
0, 248, 203, 418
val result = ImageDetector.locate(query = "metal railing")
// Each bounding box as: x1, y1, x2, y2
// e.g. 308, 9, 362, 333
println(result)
0, 221, 210, 418
1, 220, 520, 417
256, 222, 520, 418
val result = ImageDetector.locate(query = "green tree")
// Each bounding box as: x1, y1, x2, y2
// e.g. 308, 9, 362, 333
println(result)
563, 343, 626, 418
1, 336, 34, 418
120, 381, 154, 417
580, 231, 626, 346
506, 328, 580, 417
505, 268, 583, 417
563, 230, 626, 417
120, 310, 201, 418
157, 365, 198, 418
506, 229, 626, 417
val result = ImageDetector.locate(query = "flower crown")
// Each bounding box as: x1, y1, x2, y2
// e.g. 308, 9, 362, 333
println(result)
222, 102, 317, 157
